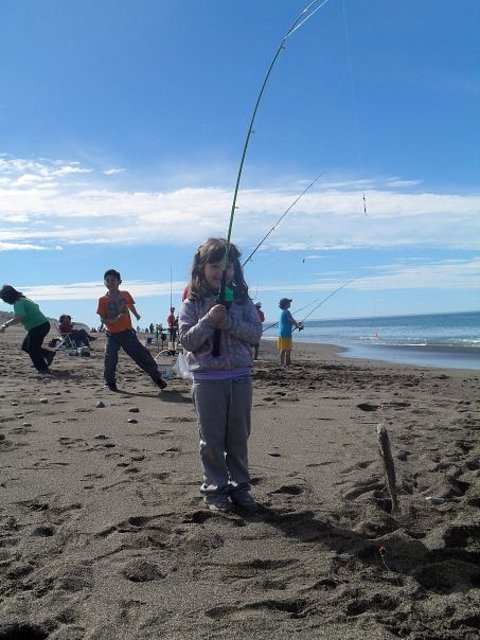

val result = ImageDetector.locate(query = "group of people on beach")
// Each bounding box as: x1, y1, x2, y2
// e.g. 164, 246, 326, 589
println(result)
0, 237, 304, 513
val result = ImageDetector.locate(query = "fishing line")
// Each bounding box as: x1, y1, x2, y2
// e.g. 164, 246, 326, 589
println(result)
213, 0, 330, 356
295, 274, 362, 328
287, 0, 331, 38
342, 0, 367, 215
242, 171, 324, 267
262, 274, 362, 334
262, 297, 319, 334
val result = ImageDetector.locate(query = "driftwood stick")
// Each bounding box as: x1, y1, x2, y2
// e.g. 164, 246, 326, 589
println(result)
376, 423, 399, 515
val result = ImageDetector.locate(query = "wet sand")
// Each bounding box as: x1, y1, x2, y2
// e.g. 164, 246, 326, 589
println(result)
0, 327, 479, 639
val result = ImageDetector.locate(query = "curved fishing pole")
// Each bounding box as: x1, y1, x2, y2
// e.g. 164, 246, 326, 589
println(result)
213, 0, 330, 356
262, 298, 318, 333
242, 171, 324, 267
226, 0, 329, 250
262, 297, 320, 333
293, 275, 362, 330
262, 275, 362, 334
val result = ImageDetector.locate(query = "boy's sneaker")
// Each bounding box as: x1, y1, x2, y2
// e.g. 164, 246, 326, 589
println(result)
153, 376, 167, 390
104, 382, 118, 392
231, 489, 258, 512
204, 494, 232, 513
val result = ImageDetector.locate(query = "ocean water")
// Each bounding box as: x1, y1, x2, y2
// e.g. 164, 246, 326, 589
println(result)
263, 311, 479, 371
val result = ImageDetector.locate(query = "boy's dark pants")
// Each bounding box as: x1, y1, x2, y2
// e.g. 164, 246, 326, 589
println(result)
21, 321, 51, 371
104, 329, 161, 385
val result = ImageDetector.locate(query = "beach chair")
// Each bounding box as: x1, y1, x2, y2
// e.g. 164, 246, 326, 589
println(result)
50, 320, 80, 353
56, 333, 77, 351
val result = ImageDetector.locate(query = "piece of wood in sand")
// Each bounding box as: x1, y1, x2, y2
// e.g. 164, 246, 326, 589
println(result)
376, 423, 399, 515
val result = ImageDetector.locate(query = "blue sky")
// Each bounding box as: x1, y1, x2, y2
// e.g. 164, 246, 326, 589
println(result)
1, 0, 478, 330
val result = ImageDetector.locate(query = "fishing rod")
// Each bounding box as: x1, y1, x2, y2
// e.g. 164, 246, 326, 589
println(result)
242, 171, 324, 268
262, 274, 361, 334
293, 275, 362, 330
213, 0, 330, 356
262, 297, 321, 333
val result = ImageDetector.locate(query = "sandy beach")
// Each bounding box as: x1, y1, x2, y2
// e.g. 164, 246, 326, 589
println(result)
0, 325, 479, 640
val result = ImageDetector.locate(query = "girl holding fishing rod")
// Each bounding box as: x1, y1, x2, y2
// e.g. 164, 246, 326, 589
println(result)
178, 238, 262, 513
178, 1, 329, 513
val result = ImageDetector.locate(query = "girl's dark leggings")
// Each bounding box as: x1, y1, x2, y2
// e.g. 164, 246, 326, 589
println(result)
21, 321, 51, 371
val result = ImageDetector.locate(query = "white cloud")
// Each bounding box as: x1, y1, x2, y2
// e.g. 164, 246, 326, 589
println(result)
0, 155, 478, 253
385, 177, 422, 188
15, 258, 480, 303
103, 168, 125, 175
355, 258, 480, 291
21, 280, 185, 301
0, 241, 47, 251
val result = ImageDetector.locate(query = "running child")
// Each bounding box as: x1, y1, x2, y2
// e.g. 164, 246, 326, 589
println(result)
96, 269, 167, 392
0, 284, 55, 374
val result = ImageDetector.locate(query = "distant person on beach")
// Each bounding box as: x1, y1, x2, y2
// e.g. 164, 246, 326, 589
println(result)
158, 323, 168, 347
58, 314, 94, 347
252, 301, 265, 360
96, 269, 167, 392
179, 238, 262, 513
0, 284, 55, 374
278, 297, 303, 366
166, 306, 178, 346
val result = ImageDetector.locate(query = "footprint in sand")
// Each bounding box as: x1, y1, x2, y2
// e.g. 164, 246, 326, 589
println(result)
205, 596, 307, 621
342, 479, 385, 501
413, 558, 480, 594
163, 416, 195, 423
32, 525, 56, 537
118, 558, 167, 583
269, 484, 305, 497
58, 436, 85, 448
0, 623, 51, 640
342, 460, 376, 473
9, 423, 37, 435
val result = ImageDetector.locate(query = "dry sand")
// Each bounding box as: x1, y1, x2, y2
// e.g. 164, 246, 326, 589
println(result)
0, 326, 479, 640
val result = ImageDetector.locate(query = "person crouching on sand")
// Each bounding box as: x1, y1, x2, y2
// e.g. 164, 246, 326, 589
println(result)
0, 284, 55, 374
178, 238, 262, 513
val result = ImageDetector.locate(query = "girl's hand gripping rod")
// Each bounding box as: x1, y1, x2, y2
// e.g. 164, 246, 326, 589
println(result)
212, 273, 233, 357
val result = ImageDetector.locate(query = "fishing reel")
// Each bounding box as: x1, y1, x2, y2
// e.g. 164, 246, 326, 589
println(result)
216, 285, 234, 309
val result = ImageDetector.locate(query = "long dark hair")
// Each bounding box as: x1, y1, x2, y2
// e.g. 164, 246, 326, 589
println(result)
188, 238, 249, 302
0, 285, 24, 305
